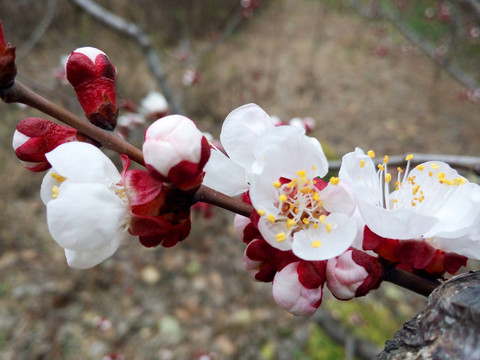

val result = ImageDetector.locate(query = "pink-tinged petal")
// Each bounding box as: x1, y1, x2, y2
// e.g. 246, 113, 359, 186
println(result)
220, 103, 275, 169
64, 235, 122, 269
326, 250, 369, 300
46, 182, 128, 252
321, 181, 356, 216
12, 129, 30, 150
242, 248, 264, 279
46, 142, 122, 184
272, 262, 323, 316
123, 168, 162, 206
203, 149, 249, 196
292, 213, 357, 261
234, 214, 250, 240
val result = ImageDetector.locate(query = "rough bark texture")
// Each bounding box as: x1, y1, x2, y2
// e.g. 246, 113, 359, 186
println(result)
375, 271, 480, 360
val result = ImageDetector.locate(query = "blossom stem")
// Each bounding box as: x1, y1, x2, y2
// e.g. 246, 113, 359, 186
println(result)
193, 185, 253, 217
2, 81, 145, 166
383, 266, 440, 297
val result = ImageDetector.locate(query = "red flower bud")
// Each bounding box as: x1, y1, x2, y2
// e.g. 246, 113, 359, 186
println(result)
13, 118, 77, 172
0, 22, 17, 94
66, 47, 118, 130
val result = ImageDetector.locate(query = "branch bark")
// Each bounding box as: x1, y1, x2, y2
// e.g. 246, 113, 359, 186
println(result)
70, 0, 184, 115
374, 271, 480, 359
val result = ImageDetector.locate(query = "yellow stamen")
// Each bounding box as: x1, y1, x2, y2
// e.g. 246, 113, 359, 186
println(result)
313, 224, 319, 229
412, 184, 420, 196
311, 240, 322, 248
326, 223, 332, 233
302, 218, 310, 225
273, 181, 281, 189
416, 165, 425, 171
367, 150, 375, 158
397, 167, 403, 173
311, 165, 317, 170
383, 155, 389, 164
52, 185, 60, 199
275, 232, 286, 242
329, 177, 340, 185
377, 164, 384, 171
313, 192, 320, 201
385, 173, 392, 183
267, 214, 276, 223
296, 170, 306, 177
431, 163, 439, 169
360, 159, 365, 168
50, 173, 66, 182
437, 172, 446, 179
279, 194, 288, 202
257, 209, 266, 216
405, 154, 414, 161
319, 214, 326, 224
286, 219, 296, 229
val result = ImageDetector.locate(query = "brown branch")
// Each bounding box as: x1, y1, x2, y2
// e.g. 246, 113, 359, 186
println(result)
70, 0, 184, 115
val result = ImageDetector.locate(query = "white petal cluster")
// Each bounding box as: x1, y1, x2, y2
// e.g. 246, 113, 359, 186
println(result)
204, 104, 357, 261
340, 148, 480, 259
41, 142, 129, 269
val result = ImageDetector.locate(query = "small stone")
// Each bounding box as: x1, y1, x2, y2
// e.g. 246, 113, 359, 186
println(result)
140, 266, 161, 284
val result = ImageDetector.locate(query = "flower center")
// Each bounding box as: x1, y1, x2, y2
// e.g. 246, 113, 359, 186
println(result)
364, 151, 467, 210
257, 169, 337, 246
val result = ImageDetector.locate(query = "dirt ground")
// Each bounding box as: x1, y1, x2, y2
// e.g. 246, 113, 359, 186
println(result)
1, 1, 480, 359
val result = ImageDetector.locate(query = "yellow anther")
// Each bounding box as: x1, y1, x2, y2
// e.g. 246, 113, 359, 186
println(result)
289, 203, 295, 210
311, 240, 322, 248
412, 184, 420, 196
313, 192, 320, 201
267, 214, 276, 223
431, 163, 439, 169
296, 170, 306, 177
416, 165, 425, 171
437, 172, 446, 179
313, 224, 319, 229
50, 173, 66, 183
360, 159, 365, 168
275, 232, 287, 242
454, 177, 466, 186
311, 165, 317, 170
367, 150, 375, 158
273, 181, 281, 189
326, 223, 332, 233
294, 208, 300, 213
286, 219, 296, 229
385, 173, 392, 183
383, 155, 389, 164
405, 154, 414, 161
52, 185, 60, 199
329, 177, 340, 185
257, 209, 266, 216
302, 218, 310, 225
397, 167, 403, 173
393, 199, 398, 203
279, 194, 288, 202
429, 171, 433, 177
319, 214, 326, 224
287, 180, 296, 188
411, 201, 416, 207
377, 164, 384, 171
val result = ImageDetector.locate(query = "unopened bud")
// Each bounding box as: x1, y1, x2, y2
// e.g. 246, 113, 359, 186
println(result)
13, 118, 77, 172
0, 22, 17, 94
143, 115, 210, 191
66, 47, 117, 130
326, 249, 383, 300
140, 91, 169, 120
272, 262, 324, 316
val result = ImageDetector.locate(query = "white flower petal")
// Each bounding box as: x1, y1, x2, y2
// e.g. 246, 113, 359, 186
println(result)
46, 182, 128, 252
220, 103, 275, 169
258, 218, 294, 251
202, 149, 249, 196
321, 182, 356, 216
292, 213, 357, 261
45, 142, 121, 183
64, 236, 122, 269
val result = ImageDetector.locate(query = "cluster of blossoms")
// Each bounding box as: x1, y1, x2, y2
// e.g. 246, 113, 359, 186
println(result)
8, 43, 480, 317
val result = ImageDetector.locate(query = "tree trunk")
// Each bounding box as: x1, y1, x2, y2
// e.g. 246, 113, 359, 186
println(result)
375, 271, 480, 360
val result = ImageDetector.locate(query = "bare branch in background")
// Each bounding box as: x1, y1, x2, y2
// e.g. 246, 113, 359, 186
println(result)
17, 0, 57, 60
349, 0, 480, 90
462, 0, 480, 18
329, 153, 480, 175
70, 0, 184, 115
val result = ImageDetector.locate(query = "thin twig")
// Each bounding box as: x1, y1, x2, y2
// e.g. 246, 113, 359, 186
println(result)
16, 0, 57, 61
70, 0, 184, 115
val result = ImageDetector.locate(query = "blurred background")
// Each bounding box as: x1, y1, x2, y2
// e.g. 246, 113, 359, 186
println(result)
1, 0, 480, 359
